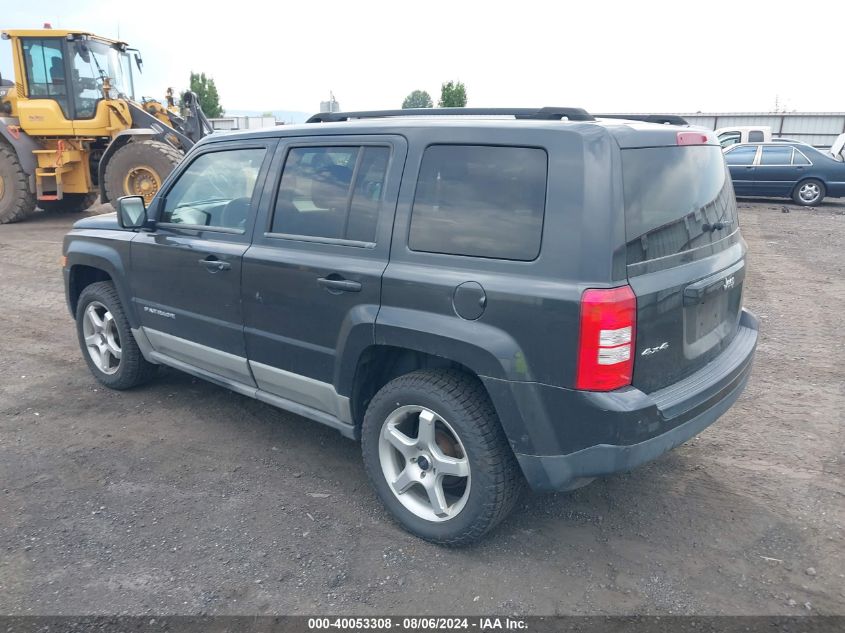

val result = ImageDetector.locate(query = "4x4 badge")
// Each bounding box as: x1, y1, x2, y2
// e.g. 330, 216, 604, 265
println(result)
641, 342, 669, 356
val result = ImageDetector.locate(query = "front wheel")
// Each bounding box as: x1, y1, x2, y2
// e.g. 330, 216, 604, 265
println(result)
76, 281, 158, 389
792, 178, 825, 206
361, 369, 522, 546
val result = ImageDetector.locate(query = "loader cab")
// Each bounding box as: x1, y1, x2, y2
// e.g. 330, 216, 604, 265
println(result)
1, 29, 136, 136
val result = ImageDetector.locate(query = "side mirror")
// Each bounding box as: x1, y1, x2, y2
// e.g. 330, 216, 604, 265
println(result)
116, 196, 148, 229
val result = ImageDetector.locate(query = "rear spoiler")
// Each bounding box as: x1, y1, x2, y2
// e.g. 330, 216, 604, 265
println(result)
595, 114, 689, 126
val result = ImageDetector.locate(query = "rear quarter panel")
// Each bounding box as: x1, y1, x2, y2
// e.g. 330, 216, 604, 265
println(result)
378, 124, 624, 388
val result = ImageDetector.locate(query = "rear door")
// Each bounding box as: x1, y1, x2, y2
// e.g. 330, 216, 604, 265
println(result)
622, 142, 746, 393
241, 136, 406, 414
753, 145, 800, 196
724, 144, 759, 195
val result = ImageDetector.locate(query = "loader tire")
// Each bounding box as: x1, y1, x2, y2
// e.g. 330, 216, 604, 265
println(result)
39, 192, 99, 214
0, 141, 37, 224
103, 140, 183, 205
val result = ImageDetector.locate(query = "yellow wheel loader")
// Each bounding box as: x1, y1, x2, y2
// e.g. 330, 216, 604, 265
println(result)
0, 27, 213, 223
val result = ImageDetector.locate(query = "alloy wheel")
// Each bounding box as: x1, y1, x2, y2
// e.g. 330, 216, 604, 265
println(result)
378, 405, 471, 522
799, 182, 821, 204
82, 301, 122, 375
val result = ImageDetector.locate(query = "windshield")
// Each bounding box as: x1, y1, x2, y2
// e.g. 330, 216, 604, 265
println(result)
71, 39, 133, 117
623, 145, 738, 266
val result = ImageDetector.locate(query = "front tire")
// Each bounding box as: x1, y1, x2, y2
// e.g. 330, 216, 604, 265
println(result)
0, 141, 37, 224
361, 369, 522, 546
792, 178, 825, 206
103, 139, 183, 205
76, 281, 157, 389
39, 192, 98, 214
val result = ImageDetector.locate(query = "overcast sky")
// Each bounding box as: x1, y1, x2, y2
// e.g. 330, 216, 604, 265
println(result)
3, 0, 844, 117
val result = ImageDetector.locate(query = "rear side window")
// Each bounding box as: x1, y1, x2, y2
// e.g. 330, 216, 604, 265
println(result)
623, 145, 737, 265
748, 130, 765, 142
792, 149, 811, 165
271, 146, 389, 243
724, 145, 757, 165
760, 146, 793, 165
409, 145, 547, 261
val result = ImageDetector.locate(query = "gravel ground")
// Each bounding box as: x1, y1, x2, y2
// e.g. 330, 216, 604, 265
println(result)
0, 199, 843, 615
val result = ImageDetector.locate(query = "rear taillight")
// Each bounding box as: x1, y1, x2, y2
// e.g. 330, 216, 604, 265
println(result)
575, 286, 637, 391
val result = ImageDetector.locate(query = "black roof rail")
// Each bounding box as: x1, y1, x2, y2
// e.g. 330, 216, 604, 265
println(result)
594, 113, 689, 125
306, 107, 595, 123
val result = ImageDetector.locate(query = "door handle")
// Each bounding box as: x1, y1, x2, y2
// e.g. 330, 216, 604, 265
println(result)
198, 257, 231, 272
317, 276, 362, 293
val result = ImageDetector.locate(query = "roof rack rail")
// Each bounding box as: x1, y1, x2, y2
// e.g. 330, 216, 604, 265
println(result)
306, 107, 595, 123
595, 113, 689, 125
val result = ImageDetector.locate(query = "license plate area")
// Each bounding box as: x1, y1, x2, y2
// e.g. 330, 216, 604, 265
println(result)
684, 282, 743, 354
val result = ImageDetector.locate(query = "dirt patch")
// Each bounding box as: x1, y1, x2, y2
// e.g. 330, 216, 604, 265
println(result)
0, 201, 843, 615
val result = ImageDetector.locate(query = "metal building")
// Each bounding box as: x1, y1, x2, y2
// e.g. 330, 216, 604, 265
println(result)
674, 112, 845, 148
209, 116, 277, 131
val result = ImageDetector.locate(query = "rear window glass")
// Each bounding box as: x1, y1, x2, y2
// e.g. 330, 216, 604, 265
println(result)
623, 146, 737, 265
760, 146, 793, 165
271, 145, 389, 243
409, 145, 547, 261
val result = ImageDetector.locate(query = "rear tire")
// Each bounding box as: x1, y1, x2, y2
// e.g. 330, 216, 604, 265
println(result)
361, 369, 523, 546
792, 178, 825, 206
103, 139, 183, 205
76, 281, 158, 390
39, 192, 98, 214
0, 141, 37, 224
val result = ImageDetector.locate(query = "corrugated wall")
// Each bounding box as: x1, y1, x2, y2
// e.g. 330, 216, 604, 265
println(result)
674, 113, 845, 148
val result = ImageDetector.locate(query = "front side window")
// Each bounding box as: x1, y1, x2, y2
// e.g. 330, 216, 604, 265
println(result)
271, 145, 390, 243
760, 146, 794, 165
161, 148, 267, 230
409, 145, 547, 261
21, 38, 70, 117
724, 145, 758, 165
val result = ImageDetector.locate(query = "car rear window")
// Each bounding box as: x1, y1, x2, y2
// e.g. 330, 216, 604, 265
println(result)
623, 145, 737, 265
409, 145, 547, 261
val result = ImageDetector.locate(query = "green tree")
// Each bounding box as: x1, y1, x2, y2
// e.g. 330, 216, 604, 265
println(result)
189, 71, 224, 118
402, 90, 433, 109
438, 80, 467, 107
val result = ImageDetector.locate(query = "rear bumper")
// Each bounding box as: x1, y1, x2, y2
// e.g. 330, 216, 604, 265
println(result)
484, 309, 758, 492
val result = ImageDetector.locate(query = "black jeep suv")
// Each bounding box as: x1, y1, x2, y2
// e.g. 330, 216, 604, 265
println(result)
63, 107, 758, 545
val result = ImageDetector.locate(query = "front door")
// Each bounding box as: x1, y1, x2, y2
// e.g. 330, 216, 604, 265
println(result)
129, 141, 275, 384
241, 136, 406, 419
753, 145, 801, 196
724, 144, 759, 196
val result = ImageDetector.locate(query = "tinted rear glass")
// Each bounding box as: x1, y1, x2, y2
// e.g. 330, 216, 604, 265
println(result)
409, 145, 547, 261
760, 146, 793, 165
623, 146, 737, 265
